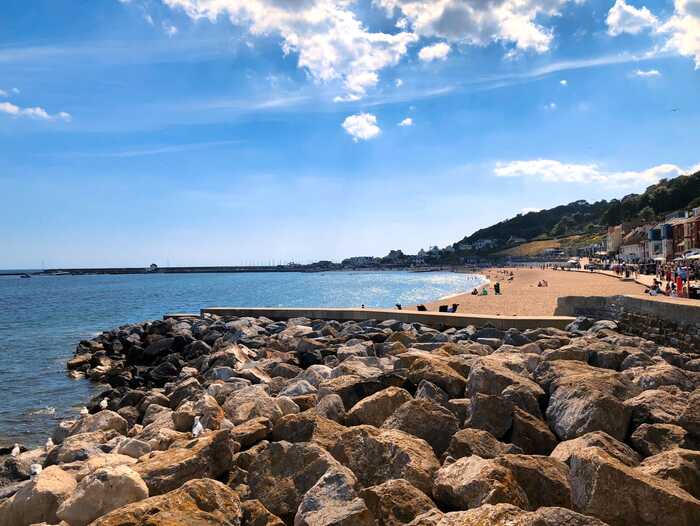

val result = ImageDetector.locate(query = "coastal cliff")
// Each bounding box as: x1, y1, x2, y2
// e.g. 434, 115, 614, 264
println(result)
2, 314, 700, 525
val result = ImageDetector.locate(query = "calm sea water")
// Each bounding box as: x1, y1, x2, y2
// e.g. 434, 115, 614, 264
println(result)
0, 271, 484, 446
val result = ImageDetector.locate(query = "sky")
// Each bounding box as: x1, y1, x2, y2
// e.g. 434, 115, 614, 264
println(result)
1, 0, 699, 268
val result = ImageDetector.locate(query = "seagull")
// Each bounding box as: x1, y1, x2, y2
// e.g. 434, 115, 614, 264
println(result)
45, 438, 54, 451
11, 443, 20, 457
99, 398, 109, 410
30, 464, 42, 480
192, 416, 204, 438
79, 406, 89, 416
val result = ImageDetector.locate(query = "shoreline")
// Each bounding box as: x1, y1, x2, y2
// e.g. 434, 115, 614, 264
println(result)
419, 266, 648, 316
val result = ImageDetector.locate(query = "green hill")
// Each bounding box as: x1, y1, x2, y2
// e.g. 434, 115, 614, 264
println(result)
453, 169, 700, 255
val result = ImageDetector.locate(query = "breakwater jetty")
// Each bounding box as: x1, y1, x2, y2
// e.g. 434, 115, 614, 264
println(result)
2, 308, 700, 524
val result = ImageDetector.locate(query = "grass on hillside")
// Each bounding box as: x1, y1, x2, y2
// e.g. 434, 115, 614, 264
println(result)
495, 232, 606, 257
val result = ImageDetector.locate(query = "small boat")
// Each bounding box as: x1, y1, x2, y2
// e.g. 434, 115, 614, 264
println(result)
19, 273, 31, 279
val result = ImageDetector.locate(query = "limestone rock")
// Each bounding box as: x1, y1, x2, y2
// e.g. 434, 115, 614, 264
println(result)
330, 426, 440, 495
91, 477, 242, 525
356, 479, 433, 525
381, 399, 459, 456
551, 430, 641, 467
242, 499, 285, 526
345, 386, 413, 427
315, 394, 346, 423
638, 448, 700, 499
0, 466, 76, 526
444, 428, 521, 460
408, 357, 467, 398
45, 430, 119, 466
247, 441, 340, 523
569, 446, 700, 526
68, 410, 128, 437
432, 456, 529, 510
133, 429, 238, 495
294, 466, 373, 526
56, 465, 148, 526
230, 417, 272, 449
631, 423, 690, 457
507, 406, 557, 455
223, 386, 283, 426
271, 410, 347, 451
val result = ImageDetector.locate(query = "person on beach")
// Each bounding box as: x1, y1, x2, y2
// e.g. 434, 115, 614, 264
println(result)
494, 282, 501, 295
481, 287, 488, 295
471, 288, 479, 295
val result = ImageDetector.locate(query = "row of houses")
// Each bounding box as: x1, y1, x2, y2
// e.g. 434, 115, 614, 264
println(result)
608, 207, 700, 263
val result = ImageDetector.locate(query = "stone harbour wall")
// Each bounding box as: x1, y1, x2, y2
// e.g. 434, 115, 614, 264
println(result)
556, 294, 700, 352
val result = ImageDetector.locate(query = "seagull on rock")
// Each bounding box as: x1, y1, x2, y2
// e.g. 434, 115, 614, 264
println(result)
80, 406, 89, 416
11, 444, 20, 457
30, 464, 42, 480
192, 416, 204, 438
45, 438, 54, 451
99, 398, 109, 410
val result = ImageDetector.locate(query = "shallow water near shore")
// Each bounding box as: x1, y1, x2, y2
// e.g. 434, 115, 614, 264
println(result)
0, 270, 485, 446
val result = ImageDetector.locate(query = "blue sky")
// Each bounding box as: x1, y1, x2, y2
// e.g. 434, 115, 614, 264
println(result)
1, 0, 699, 268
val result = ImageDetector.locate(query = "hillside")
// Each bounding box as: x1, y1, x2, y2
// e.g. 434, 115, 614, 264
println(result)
453, 169, 700, 255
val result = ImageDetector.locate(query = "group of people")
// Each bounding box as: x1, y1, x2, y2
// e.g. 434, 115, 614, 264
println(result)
537, 279, 549, 287
471, 281, 502, 296
648, 263, 697, 298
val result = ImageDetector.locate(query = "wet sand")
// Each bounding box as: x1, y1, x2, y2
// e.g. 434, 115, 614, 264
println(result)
418, 267, 647, 316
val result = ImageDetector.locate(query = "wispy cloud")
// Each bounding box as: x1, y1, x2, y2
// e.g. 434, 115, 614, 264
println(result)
54, 139, 242, 159
398, 117, 413, 127
634, 68, 661, 77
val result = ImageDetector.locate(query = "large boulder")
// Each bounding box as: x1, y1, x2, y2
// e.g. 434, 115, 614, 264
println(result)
432, 456, 528, 510
294, 466, 373, 526
381, 399, 459, 456
507, 407, 558, 455
133, 429, 238, 495
345, 386, 413, 427
0, 466, 76, 526
56, 465, 148, 526
408, 503, 609, 526
569, 446, 700, 526
408, 357, 467, 398
247, 441, 341, 523
444, 428, 521, 461
360, 478, 436, 526
317, 374, 384, 410
68, 410, 128, 437
546, 382, 631, 441
432, 454, 571, 512
223, 386, 283, 426
330, 426, 440, 495
631, 423, 690, 457
551, 431, 641, 467
271, 410, 347, 451
91, 478, 242, 525
638, 449, 700, 500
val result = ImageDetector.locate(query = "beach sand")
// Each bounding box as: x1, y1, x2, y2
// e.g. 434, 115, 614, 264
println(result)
418, 267, 647, 316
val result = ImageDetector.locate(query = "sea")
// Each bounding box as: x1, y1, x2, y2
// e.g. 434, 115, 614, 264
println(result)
0, 270, 486, 446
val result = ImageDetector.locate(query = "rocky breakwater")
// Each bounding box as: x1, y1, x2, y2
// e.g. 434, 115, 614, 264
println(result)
2, 315, 700, 525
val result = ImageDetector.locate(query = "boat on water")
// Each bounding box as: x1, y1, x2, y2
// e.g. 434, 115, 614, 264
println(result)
19, 273, 31, 279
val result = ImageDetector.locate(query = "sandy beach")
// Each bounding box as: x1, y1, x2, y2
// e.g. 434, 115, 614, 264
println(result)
419, 267, 647, 316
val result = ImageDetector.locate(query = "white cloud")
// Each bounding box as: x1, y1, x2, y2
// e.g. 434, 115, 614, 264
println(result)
395, 78, 403, 87
544, 101, 557, 110
144, 14, 155, 25
398, 117, 413, 126
418, 42, 451, 61
606, 0, 658, 36
494, 159, 691, 186
342, 112, 381, 141
0, 89, 6, 97
0, 101, 71, 122
163, 22, 178, 36
163, 0, 417, 101
560, 79, 568, 85
660, 0, 700, 68
376, 0, 575, 54
634, 68, 661, 76
12, 88, 20, 94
